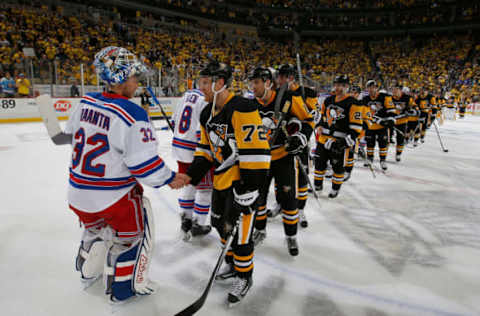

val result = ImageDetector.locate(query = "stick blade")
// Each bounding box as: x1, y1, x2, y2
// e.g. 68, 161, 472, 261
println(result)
37, 94, 62, 138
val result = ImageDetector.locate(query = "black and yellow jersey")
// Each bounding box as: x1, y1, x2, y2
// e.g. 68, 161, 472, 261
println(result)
253, 89, 314, 161
317, 94, 363, 145
445, 98, 456, 108
415, 93, 436, 114
290, 84, 319, 112
392, 93, 416, 125
457, 98, 469, 108
361, 92, 395, 130
188, 92, 271, 191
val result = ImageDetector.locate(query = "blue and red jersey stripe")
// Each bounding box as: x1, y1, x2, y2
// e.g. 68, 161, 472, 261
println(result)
128, 156, 165, 178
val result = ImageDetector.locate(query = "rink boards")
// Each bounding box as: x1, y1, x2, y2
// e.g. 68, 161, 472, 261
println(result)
0, 97, 182, 123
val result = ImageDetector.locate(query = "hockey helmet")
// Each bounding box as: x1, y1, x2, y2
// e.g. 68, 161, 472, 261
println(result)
199, 61, 233, 87
94, 46, 148, 85
248, 67, 273, 82
278, 64, 295, 77
366, 80, 377, 88
351, 85, 361, 93
333, 75, 349, 85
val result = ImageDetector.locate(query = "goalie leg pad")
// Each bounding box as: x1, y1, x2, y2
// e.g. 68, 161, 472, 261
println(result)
76, 227, 107, 282
105, 197, 156, 302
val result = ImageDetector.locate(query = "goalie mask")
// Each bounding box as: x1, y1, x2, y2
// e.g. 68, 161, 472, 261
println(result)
94, 46, 148, 85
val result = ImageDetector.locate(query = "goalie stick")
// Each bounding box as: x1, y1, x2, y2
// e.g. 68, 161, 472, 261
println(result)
174, 221, 239, 316
37, 94, 72, 145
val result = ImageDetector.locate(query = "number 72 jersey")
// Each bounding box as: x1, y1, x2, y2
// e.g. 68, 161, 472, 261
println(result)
65, 92, 175, 213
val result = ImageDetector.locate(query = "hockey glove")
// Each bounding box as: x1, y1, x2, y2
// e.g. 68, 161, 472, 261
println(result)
344, 134, 356, 148
324, 137, 335, 150
285, 132, 307, 155
233, 188, 259, 215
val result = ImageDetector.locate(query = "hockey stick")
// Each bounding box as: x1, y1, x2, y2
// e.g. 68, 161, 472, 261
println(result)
294, 155, 323, 208
393, 126, 405, 137
269, 83, 289, 147
433, 120, 449, 152
37, 94, 72, 145
146, 87, 174, 133
174, 222, 239, 316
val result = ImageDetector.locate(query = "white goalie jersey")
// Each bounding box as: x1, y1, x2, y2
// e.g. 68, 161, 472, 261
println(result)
65, 92, 175, 213
172, 89, 208, 163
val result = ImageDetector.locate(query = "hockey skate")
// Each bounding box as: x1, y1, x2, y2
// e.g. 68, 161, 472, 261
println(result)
227, 276, 252, 307
314, 182, 323, 192
299, 209, 308, 228
266, 203, 281, 218
380, 160, 388, 170
413, 140, 418, 147
286, 236, 299, 256
180, 213, 192, 241
215, 263, 236, 282
191, 219, 211, 237
252, 229, 266, 246
328, 189, 340, 199
396, 154, 401, 162
343, 172, 351, 182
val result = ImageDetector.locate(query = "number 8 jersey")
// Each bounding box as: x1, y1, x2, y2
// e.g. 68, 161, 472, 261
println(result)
65, 92, 176, 213
172, 89, 208, 163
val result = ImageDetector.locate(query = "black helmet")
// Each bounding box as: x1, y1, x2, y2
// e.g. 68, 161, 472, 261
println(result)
333, 75, 349, 85
351, 85, 361, 93
366, 80, 377, 87
248, 67, 273, 82
278, 64, 295, 77
199, 61, 233, 87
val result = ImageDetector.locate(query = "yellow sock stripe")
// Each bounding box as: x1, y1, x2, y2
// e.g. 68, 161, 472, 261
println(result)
233, 253, 254, 261
256, 214, 267, 220
282, 209, 298, 215
283, 218, 299, 225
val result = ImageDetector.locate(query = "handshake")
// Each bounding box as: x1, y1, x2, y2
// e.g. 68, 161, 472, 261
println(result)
168, 173, 191, 189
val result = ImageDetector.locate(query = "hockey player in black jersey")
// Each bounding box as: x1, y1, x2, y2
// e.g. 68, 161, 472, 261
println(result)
314, 75, 363, 198
362, 80, 396, 170
391, 85, 417, 162
249, 66, 314, 255
183, 62, 271, 306
343, 85, 363, 180
277, 63, 319, 228
415, 86, 437, 143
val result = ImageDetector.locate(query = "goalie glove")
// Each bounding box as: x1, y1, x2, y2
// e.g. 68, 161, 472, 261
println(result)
285, 132, 307, 155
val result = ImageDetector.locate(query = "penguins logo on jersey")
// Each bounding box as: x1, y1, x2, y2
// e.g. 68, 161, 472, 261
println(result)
394, 101, 406, 111
368, 101, 383, 114
325, 105, 345, 127
260, 111, 277, 141
207, 123, 238, 171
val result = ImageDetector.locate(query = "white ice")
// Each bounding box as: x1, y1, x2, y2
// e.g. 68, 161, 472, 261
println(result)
1, 116, 479, 316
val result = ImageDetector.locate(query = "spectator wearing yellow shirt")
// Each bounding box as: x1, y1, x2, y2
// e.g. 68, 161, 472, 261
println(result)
16, 73, 31, 97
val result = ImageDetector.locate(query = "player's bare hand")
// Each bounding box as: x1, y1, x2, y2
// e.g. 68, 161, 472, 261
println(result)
168, 173, 191, 189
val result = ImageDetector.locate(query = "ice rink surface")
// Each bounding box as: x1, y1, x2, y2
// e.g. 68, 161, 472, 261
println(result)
0, 116, 479, 316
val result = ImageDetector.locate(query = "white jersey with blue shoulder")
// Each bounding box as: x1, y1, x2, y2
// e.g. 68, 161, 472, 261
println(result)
65, 92, 175, 213
172, 89, 208, 163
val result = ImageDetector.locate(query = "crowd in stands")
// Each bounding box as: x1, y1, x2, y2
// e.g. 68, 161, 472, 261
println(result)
0, 1, 478, 100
